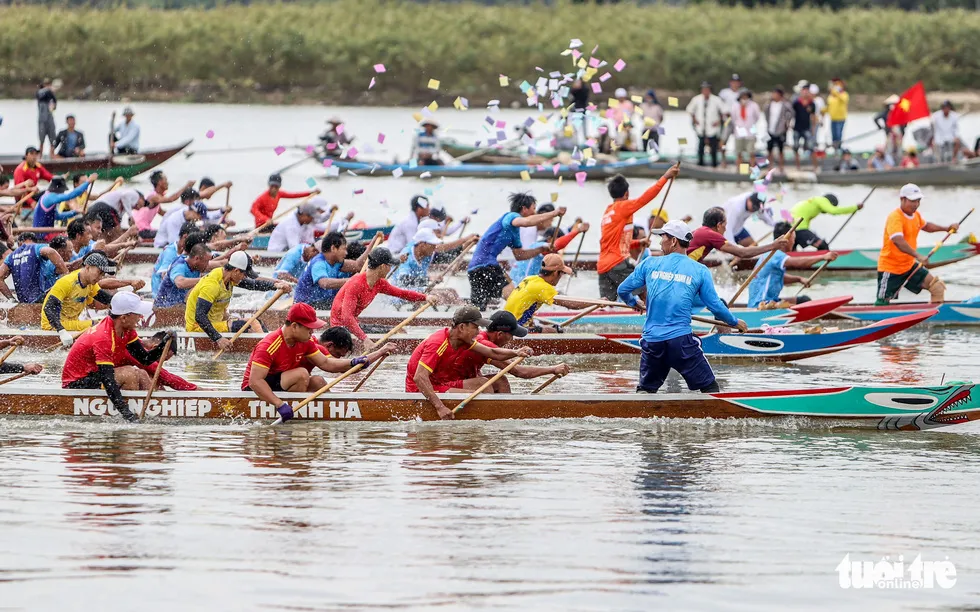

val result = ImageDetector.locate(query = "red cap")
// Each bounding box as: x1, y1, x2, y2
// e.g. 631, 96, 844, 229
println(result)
287, 303, 327, 329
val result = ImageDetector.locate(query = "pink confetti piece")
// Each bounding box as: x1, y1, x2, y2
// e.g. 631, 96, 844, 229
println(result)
552, 163, 561, 176
535, 66, 543, 72
274, 146, 286, 156
591, 44, 599, 54
599, 72, 611, 82
369, 77, 376, 89
780, 209, 793, 222
373, 63, 386, 73
551, 97, 561, 108
347, 146, 358, 158
591, 82, 601, 94
572, 50, 582, 60
353, 189, 364, 195
588, 57, 600, 68
495, 120, 506, 128
575, 171, 587, 186
305, 145, 315, 155
205, 129, 215, 139
614, 59, 626, 72
322, 158, 333, 167
336, 124, 345, 135
377, 133, 385, 144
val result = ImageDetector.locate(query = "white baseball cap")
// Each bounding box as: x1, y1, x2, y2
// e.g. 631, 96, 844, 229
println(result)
417, 218, 442, 232
413, 228, 442, 245
899, 183, 924, 201
110, 291, 153, 317
615, 87, 628, 98
228, 251, 259, 278
651, 219, 694, 242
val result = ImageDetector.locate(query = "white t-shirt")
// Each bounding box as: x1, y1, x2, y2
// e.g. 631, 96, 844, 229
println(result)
387, 213, 423, 254
932, 111, 959, 145
98, 188, 141, 216
268, 212, 313, 252
722, 192, 776, 243
154, 206, 190, 248
767, 101, 784, 134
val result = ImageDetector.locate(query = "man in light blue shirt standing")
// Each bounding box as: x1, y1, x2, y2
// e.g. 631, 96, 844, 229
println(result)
617, 220, 747, 394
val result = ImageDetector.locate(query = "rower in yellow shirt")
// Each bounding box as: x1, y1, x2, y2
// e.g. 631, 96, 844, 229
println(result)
503, 254, 595, 333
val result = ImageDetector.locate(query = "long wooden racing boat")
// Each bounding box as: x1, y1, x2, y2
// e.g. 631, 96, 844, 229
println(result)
2, 383, 976, 430
321, 157, 669, 181
0, 140, 192, 181
2, 310, 933, 361
821, 300, 980, 325
663, 161, 980, 187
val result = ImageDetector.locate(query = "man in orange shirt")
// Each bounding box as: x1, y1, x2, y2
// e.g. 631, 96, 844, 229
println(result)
597, 165, 679, 300
876, 184, 959, 305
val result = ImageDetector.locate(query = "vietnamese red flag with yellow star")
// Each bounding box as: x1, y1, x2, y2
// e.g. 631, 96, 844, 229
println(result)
886, 81, 930, 127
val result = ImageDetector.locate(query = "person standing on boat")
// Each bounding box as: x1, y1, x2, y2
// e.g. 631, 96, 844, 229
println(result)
387, 195, 431, 254
504, 254, 596, 332
686, 207, 787, 263
294, 231, 368, 310
153, 242, 213, 308
747, 222, 838, 308
467, 193, 563, 310
249, 174, 319, 229
930, 101, 961, 163
789, 193, 862, 250
876, 184, 958, 305
185, 252, 292, 352
242, 303, 391, 424
598, 166, 678, 301
453, 311, 570, 393
36, 79, 58, 156
62, 292, 175, 422
53, 115, 86, 158
267, 201, 324, 253
686, 81, 725, 167
617, 220, 747, 394
407, 306, 533, 420
330, 248, 437, 351
112, 107, 140, 154
411, 119, 443, 166
720, 192, 775, 246
0, 232, 69, 303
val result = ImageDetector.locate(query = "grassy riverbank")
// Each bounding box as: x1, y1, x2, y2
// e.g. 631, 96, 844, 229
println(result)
1, 1, 978, 107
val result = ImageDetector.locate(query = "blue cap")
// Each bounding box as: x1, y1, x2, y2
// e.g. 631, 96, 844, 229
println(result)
194, 202, 208, 217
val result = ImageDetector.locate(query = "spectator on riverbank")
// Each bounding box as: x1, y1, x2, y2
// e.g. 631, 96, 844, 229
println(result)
731, 89, 760, 168
827, 77, 849, 152
640, 90, 663, 152
686, 81, 725, 167
718, 74, 742, 168
765, 88, 793, 173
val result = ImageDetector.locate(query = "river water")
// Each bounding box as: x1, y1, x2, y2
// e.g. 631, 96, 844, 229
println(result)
1, 100, 979, 610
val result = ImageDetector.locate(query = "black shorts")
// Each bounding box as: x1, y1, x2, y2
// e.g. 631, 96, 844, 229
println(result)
245, 372, 284, 392
468, 264, 509, 311
65, 372, 104, 390
138, 229, 157, 240
598, 260, 634, 302
877, 266, 929, 304
86, 202, 120, 232
767, 134, 785, 153
794, 229, 826, 250
228, 319, 267, 333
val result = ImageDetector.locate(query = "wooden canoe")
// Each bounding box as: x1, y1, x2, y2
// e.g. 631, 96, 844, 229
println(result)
821, 300, 980, 325
0, 140, 192, 181
2, 383, 976, 430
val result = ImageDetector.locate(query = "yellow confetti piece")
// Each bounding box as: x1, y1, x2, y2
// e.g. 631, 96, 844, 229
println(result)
453, 96, 466, 110
520, 170, 530, 181
584, 67, 597, 81
551, 192, 559, 203
577, 58, 587, 68
563, 126, 574, 137
739, 163, 750, 175
644, 117, 658, 127
583, 148, 593, 159
539, 114, 549, 123
677, 137, 688, 146
427, 79, 440, 90
631, 95, 643, 103
608, 98, 620, 108
668, 96, 679, 107
499, 76, 509, 87
427, 101, 438, 111
560, 107, 569, 118
412, 112, 422, 122
642, 130, 650, 139
558, 176, 563, 186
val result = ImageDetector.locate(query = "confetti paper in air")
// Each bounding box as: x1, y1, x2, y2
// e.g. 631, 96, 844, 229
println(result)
424, 188, 433, 196
739, 163, 750, 175
369, 77, 376, 89
572, 49, 582, 61
427, 79, 440, 90
392, 167, 404, 178
583, 148, 593, 159
558, 176, 563, 185
577, 58, 587, 69
677, 137, 688, 146
374, 64, 386, 73
614, 59, 626, 72
550, 192, 559, 203
496, 130, 506, 140
274, 146, 286, 156
453, 96, 468, 110
520, 170, 530, 181
336, 124, 345, 135
631, 95, 642, 103
427, 101, 438, 112
205, 130, 215, 139
305, 145, 315, 155
569, 38, 583, 49
591, 82, 601, 94
591, 44, 599, 54
322, 158, 333, 167
499, 75, 509, 87
584, 67, 597, 81
408, 159, 418, 168
419, 171, 432, 179
668, 97, 679, 107
575, 171, 587, 186
781, 209, 793, 222
588, 57, 600, 68
412, 112, 422, 122
658, 126, 666, 135
608, 98, 620, 109
495, 120, 506, 128
552, 163, 561, 175
326, 166, 340, 177
377, 133, 385, 144
306, 177, 317, 188
353, 189, 364, 195
519, 80, 532, 93
347, 147, 358, 158
599, 73, 611, 83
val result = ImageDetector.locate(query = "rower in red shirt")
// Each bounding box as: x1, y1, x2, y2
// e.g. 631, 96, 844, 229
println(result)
300, 326, 355, 372
686, 207, 787, 263
243, 303, 392, 423
453, 311, 569, 393
407, 306, 533, 420
117, 331, 197, 391
330, 247, 438, 350
13, 147, 54, 187
249, 173, 319, 228
62, 292, 176, 422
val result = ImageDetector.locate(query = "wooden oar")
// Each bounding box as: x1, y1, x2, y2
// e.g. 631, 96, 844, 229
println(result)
425, 240, 476, 292
451, 356, 526, 415
139, 335, 172, 421
271, 302, 433, 425
531, 372, 562, 394
794, 260, 831, 296
215, 288, 287, 357
359, 233, 384, 273
456, 219, 469, 240
13, 188, 38, 209
827, 186, 876, 246
651, 162, 680, 221
0, 346, 18, 369
323, 207, 337, 234
727, 218, 803, 307
549, 213, 564, 249
351, 355, 387, 392
82, 176, 98, 213
556, 304, 600, 328
0, 372, 30, 387
896, 208, 974, 295
561, 221, 587, 292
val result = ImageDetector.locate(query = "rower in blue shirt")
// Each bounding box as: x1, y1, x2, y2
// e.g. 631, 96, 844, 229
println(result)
273, 243, 318, 283
154, 242, 213, 308
747, 222, 837, 308
0, 233, 69, 303
33, 173, 96, 228
617, 220, 747, 394
151, 221, 199, 297
294, 232, 364, 309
